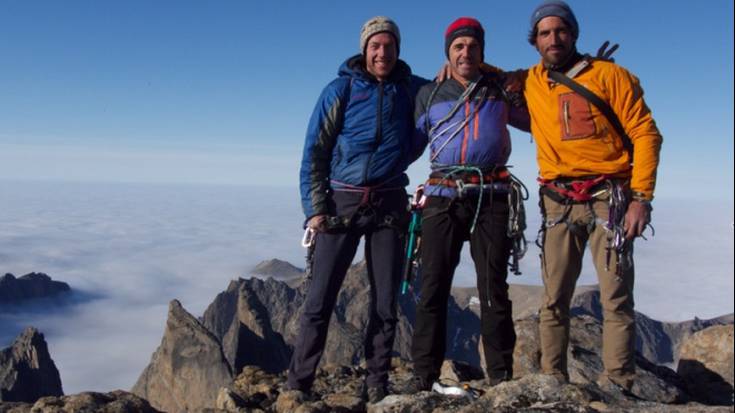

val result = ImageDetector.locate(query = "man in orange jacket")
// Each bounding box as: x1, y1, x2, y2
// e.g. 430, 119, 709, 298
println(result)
524, 1, 662, 392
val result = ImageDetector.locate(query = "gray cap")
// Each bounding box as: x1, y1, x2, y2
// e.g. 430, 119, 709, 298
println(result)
528, 0, 579, 45
360, 16, 401, 55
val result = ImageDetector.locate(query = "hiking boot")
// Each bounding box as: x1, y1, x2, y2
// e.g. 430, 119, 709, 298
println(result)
404, 375, 432, 393
367, 386, 387, 404
596, 376, 638, 400
281, 385, 315, 402
486, 370, 512, 387
544, 371, 570, 385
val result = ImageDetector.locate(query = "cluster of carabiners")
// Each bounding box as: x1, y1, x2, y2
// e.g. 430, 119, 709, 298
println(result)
507, 173, 529, 275
605, 181, 632, 281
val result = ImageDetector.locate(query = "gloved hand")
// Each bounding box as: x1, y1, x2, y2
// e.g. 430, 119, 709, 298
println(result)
596, 40, 620, 62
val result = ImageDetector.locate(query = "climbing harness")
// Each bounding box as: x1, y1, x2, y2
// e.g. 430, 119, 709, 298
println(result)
425, 165, 528, 275
537, 176, 654, 280
419, 72, 529, 275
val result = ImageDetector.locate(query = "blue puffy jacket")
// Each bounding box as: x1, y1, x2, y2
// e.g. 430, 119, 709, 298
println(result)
300, 55, 427, 220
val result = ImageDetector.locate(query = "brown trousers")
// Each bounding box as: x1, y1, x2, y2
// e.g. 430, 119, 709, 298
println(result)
539, 193, 636, 387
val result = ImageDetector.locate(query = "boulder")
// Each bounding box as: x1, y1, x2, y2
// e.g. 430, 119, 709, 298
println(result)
0, 327, 63, 402
677, 324, 734, 405
131, 300, 232, 412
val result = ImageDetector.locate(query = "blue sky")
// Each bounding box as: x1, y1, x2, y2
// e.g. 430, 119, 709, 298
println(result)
0, 1, 732, 393
0, 0, 733, 201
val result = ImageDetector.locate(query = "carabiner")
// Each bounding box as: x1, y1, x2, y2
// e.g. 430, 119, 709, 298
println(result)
301, 228, 316, 248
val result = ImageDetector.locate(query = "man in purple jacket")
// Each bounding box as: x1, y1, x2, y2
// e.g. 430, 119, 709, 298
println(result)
408, 17, 530, 391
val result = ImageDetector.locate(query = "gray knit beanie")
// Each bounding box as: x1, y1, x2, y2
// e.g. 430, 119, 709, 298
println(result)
360, 16, 401, 56
528, 0, 579, 45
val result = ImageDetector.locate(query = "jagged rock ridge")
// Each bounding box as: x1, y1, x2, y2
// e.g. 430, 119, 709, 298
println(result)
0, 327, 63, 402
200, 261, 481, 374
131, 300, 232, 413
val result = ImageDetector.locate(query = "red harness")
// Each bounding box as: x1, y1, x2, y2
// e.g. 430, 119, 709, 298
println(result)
538, 175, 609, 202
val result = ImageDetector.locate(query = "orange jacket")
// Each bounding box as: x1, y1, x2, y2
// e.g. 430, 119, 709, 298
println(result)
524, 58, 662, 200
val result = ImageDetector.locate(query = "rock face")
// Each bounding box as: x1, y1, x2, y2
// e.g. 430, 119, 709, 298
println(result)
131, 300, 232, 413
0, 273, 70, 305
0, 327, 63, 402
0, 390, 161, 413
677, 325, 734, 405
200, 262, 482, 375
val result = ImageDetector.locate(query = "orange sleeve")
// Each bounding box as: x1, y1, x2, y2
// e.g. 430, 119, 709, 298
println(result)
608, 67, 663, 200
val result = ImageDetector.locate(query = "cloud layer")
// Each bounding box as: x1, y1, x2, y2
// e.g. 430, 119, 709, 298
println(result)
0, 180, 732, 393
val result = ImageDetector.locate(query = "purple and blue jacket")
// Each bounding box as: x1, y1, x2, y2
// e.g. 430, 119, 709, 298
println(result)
413, 72, 530, 198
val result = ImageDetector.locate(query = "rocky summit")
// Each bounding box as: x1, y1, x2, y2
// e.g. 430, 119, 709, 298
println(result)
130, 259, 734, 412
0, 327, 63, 403
215, 358, 734, 413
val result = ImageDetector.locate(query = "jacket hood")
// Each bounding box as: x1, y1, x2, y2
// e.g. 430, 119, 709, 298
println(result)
338, 54, 412, 83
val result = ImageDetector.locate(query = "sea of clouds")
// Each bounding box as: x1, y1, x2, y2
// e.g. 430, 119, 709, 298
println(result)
0, 180, 732, 394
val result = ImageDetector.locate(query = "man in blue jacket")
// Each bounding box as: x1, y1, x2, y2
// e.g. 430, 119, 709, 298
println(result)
408, 17, 530, 391
290, 16, 425, 403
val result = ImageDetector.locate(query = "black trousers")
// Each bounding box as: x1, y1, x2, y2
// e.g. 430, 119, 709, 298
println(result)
411, 194, 516, 382
287, 190, 406, 391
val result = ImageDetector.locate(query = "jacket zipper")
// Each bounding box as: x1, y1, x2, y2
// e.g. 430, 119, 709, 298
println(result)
460, 100, 470, 163
363, 82, 384, 184
563, 100, 571, 135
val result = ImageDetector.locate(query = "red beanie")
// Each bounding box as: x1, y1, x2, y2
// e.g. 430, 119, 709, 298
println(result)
445, 17, 485, 58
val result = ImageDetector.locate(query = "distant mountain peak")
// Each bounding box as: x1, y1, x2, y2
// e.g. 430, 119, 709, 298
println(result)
0, 272, 71, 305
250, 259, 303, 279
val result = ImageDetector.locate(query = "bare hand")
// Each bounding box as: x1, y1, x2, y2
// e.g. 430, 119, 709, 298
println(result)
504, 69, 528, 94
307, 214, 327, 232
596, 40, 620, 62
435, 61, 451, 82
624, 200, 650, 239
